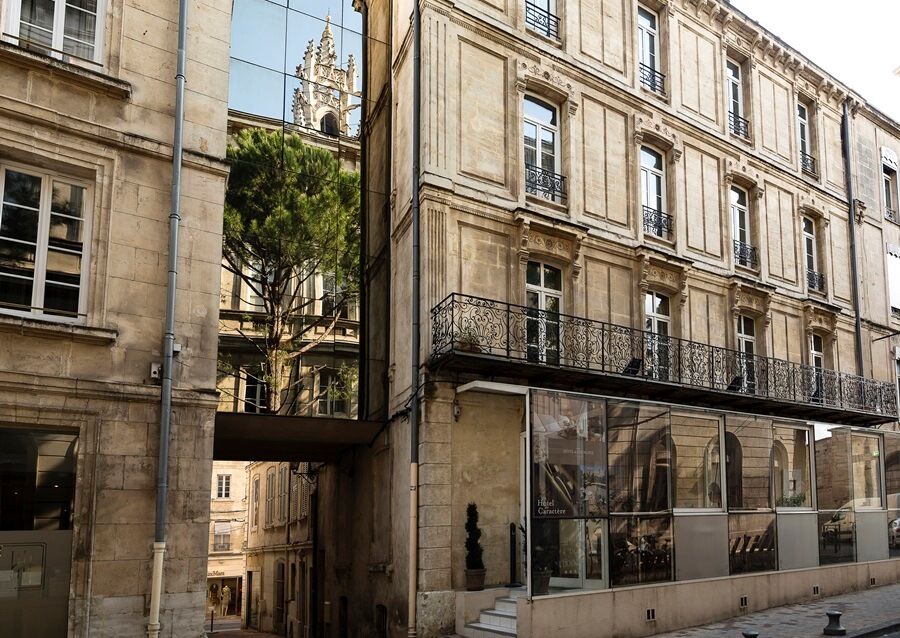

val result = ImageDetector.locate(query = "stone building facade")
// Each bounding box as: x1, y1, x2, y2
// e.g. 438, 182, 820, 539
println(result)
0, 1, 231, 637
335, 0, 900, 636
206, 460, 248, 619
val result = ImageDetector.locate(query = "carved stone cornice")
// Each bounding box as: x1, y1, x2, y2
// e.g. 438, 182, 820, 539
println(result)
516, 214, 586, 279
633, 112, 683, 163
803, 302, 838, 339
723, 157, 763, 197
517, 61, 577, 114
638, 249, 690, 304
797, 193, 830, 225
730, 281, 772, 325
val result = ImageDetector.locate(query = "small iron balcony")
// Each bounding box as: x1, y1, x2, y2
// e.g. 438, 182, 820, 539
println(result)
733, 239, 759, 269
430, 293, 898, 423
728, 111, 751, 139
801, 152, 818, 177
886, 208, 897, 223
643, 206, 673, 239
807, 269, 826, 293
525, 1, 560, 39
525, 164, 566, 203
639, 63, 666, 95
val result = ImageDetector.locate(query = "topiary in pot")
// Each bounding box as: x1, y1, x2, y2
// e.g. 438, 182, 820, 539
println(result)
465, 502, 486, 591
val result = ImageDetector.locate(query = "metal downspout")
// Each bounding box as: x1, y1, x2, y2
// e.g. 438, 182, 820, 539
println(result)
408, 0, 422, 635
147, 0, 188, 635
842, 98, 866, 375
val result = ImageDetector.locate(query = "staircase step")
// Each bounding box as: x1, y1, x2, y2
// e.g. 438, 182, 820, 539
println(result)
493, 598, 519, 613
462, 621, 518, 638
479, 608, 517, 629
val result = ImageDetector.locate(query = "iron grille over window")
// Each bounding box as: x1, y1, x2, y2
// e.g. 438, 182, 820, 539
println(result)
807, 269, 826, 292
801, 152, 818, 177
728, 112, 751, 139
524, 1, 560, 39
639, 63, 665, 94
525, 164, 566, 203
642, 206, 673, 239
888, 209, 898, 223
430, 293, 899, 419
733, 239, 759, 269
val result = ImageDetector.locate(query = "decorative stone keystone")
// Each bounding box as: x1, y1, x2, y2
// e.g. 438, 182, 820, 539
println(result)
823, 610, 846, 636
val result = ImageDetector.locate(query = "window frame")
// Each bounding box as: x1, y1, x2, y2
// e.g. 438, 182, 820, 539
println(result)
639, 146, 666, 213
884, 164, 898, 220
797, 102, 811, 157
216, 474, 232, 499
523, 94, 560, 175
726, 59, 744, 120
0, 162, 94, 323
4, 0, 108, 65
850, 432, 885, 511
525, 260, 563, 364
265, 467, 276, 527
242, 366, 269, 414
772, 423, 815, 512
317, 368, 349, 416
803, 216, 819, 275
809, 333, 825, 369
637, 6, 660, 72
251, 475, 260, 529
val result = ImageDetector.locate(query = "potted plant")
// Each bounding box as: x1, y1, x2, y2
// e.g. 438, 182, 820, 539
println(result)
456, 325, 483, 353
465, 502, 486, 591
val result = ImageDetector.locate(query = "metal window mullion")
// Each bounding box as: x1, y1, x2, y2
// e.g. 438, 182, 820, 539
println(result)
32, 172, 53, 316
51, 0, 66, 56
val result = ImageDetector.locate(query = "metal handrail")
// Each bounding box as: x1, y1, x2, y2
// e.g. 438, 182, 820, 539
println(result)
807, 269, 826, 292
733, 239, 759, 269
430, 292, 898, 418
728, 111, 751, 139
801, 152, 818, 176
642, 205, 673, 238
524, 2, 560, 39
639, 63, 666, 94
525, 163, 566, 202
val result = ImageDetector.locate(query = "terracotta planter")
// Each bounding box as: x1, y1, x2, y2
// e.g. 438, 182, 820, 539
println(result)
465, 568, 486, 591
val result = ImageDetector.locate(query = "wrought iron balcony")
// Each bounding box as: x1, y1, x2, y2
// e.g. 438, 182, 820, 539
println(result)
733, 239, 759, 269
639, 63, 666, 95
728, 111, 751, 139
525, 164, 566, 203
525, 1, 560, 39
886, 208, 898, 223
801, 152, 818, 177
643, 206, 673, 239
807, 268, 826, 293
430, 293, 898, 423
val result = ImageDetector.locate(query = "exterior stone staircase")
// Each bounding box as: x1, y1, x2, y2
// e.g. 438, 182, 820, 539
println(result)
460, 587, 526, 637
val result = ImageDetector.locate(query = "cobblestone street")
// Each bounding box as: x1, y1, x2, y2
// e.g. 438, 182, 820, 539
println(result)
655, 583, 900, 637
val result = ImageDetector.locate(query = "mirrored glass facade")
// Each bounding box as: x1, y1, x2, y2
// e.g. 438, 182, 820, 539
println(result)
527, 388, 900, 597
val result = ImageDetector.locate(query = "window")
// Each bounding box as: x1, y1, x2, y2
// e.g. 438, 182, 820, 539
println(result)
851, 434, 883, 509
644, 291, 670, 380
798, 102, 817, 176
265, 468, 275, 526
726, 59, 749, 138
523, 95, 564, 202
885, 164, 898, 222
241, 261, 266, 311
213, 522, 231, 552
524, 0, 559, 39
637, 7, 664, 93
803, 217, 824, 292
243, 366, 269, 413
317, 369, 349, 416
0, 165, 91, 320
278, 464, 289, 521
736, 315, 756, 392
730, 185, 757, 269
525, 260, 562, 364
216, 474, 232, 499
808, 333, 825, 401
6, 0, 106, 62
320, 112, 339, 136
252, 476, 260, 528
640, 147, 670, 238
772, 425, 812, 508
888, 245, 900, 315
670, 411, 722, 509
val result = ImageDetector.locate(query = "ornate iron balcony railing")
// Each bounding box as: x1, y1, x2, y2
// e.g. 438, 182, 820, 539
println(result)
525, 164, 566, 203
733, 239, 759, 269
728, 111, 751, 139
801, 152, 818, 176
639, 63, 665, 94
886, 208, 897, 223
643, 206, 673, 239
807, 268, 826, 293
430, 293, 898, 419
525, 1, 560, 39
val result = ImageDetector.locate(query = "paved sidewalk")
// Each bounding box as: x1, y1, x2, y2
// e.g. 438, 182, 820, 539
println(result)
655, 583, 900, 637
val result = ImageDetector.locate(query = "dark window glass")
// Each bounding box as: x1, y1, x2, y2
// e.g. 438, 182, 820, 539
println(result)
728, 512, 776, 574
608, 401, 670, 513
725, 415, 772, 511
818, 509, 855, 565
889, 509, 900, 558
814, 424, 852, 511
670, 410, 722, 509
609, 515, 672, 586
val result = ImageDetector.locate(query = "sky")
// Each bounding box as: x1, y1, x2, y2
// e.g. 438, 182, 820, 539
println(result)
730, 0, 900, 122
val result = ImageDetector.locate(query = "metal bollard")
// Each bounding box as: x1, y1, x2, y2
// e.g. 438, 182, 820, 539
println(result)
742, 631, 759, 638
823, 610, 846, 636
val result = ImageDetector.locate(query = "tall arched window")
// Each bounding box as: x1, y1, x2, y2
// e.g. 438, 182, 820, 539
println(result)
320, 112, 339, 136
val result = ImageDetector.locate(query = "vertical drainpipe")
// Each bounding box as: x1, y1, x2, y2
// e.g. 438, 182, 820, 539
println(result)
842, 98, 866, 375
147, 0, 188, 636
408, 0, 422, 635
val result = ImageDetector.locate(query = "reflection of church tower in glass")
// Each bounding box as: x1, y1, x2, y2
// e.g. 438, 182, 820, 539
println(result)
292, 15, 359, 137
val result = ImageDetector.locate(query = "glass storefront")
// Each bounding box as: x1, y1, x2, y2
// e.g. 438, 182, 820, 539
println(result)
526, 388, 900, 597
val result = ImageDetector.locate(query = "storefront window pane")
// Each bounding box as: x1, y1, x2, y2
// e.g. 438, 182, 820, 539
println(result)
819, 509, 855, 564
609, 515, 672, 586
885, 433, 900, 509
725, 415, 772, 510
773, 425, 812, 508
728, 512, 776, 574
889, 509, 900, 558
531, 390, 607, 518
851, 434, 883, 509
671, 410, 722, 509
814, 424, 852, 511
608, 401, 670, 513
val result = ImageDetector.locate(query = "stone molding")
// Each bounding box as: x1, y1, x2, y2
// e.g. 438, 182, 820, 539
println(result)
638, 249, 689, 304
803, 302, 839, 341
730, 281, 772, 326
516, 215, 585, 279
516, 61, 578, 115
633, 112, 683, 163
723, 157, 764, 198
